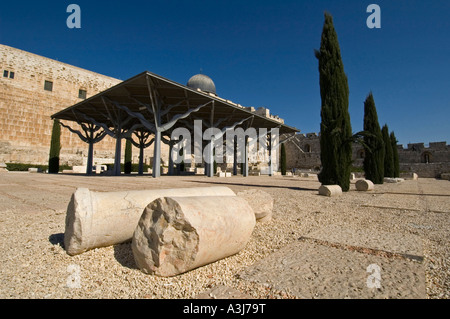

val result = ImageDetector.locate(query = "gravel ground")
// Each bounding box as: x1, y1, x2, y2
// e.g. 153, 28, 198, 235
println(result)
0, 172, 448, 299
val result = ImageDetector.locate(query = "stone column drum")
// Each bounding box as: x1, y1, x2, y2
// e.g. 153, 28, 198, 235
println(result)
64, 186, 236, 256
318, 185, 342, 197
132, 196, 256, 277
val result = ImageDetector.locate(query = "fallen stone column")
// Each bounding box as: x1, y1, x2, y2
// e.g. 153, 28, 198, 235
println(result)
132, 196, 256, 277
236, 189, 273, 222
64, 186, 236, 256
355, 179, 374, 191
318, 185, 342, 197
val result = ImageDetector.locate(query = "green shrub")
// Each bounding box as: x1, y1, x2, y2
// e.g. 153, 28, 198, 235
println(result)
6, 163, 71, 172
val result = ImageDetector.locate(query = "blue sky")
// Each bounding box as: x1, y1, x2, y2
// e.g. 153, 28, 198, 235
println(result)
1, 0, 449, 146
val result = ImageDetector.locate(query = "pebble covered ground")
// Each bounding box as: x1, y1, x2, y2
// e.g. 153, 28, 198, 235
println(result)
0, 172, 448, 299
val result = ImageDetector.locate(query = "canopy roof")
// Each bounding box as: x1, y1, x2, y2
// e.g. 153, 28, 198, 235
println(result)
51, 71, 299, 136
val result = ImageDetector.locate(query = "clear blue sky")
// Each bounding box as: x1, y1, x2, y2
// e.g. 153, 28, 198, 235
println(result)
1, 0, 449, 146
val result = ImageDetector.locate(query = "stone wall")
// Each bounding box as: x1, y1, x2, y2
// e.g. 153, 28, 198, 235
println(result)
284, 133, 321, 170
0, 44, 173, 167
397, 142, 450, 178
284, 132, 450, 178
0, 44, 125, 165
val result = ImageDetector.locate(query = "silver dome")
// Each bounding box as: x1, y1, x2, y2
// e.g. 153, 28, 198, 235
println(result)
187, 74, 216, 95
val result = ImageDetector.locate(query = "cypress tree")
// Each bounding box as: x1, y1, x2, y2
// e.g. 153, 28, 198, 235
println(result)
315, 12, 353, 191
280, 143, 287, 175
48, 119, 61, 174
382, 124, 394, 177
363, 93, 385, 184
124, 139, 132, 174
390, 131, 400, 178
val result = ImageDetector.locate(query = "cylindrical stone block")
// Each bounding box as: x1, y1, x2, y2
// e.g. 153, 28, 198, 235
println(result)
132, 196, 256, 277
355, 179, 374, 191
236, 189, 273, 222
318, 185, 342, 197
64, 186, 236, 256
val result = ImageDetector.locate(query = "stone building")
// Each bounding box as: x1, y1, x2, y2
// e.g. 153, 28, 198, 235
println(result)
284, 133, 321, 171
396, 142, 450, 178
284, 132, 450, 178
0, 44, 121, 166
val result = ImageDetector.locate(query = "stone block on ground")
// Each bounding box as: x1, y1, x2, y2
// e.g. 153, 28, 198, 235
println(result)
195, 167, 205, 175
236, 189, 273, 222
28, 167, 42, 173
356, 179, 374, 191
72, 166, 86, 174
0, 163, 8, 172
132, 196, 256, 277
318, 185, 342, 197
64, 186, 236, 256
400, 172, 418, 180
216, 172, 231, 177
384, 177, 405, 183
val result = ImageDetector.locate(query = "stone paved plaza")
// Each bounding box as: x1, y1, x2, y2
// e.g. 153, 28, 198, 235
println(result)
0, 172, 448, 299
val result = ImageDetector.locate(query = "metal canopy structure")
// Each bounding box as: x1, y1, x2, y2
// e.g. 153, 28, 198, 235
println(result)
51, 71, 299, 177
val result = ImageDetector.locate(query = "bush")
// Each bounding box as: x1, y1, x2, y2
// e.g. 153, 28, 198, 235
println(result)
6, 163, 71, 172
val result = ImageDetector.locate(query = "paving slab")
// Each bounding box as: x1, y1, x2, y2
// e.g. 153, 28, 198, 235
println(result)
239, 240, 426, 299
306, 224, 423, 258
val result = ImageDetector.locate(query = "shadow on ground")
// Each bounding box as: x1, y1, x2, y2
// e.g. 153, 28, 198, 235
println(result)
186, 179, 317, 192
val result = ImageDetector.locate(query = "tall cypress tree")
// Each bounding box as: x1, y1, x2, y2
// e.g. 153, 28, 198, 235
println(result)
363, 93, 385, 184
48, 119, 61, 174
382, 124, 394, 177
390, 131, 400, 178
124, 139, 132, 174
315, 12, 353, 191
280, 143, 287, 175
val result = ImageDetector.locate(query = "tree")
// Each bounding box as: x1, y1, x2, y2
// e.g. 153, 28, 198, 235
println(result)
315, 12, 353, 191
363, 93, 385, 184
390, 131, 400, 178
382, 124, 394, 177
48, 119, 61, 174
124, 139, 132, 174
280, 143, 287, 175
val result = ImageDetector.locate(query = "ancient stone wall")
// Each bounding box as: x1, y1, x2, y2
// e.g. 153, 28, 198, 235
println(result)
284, 132, 450, 177
0, 44, 172, 167
0, 44, 124, 165
284, 133, 321, 170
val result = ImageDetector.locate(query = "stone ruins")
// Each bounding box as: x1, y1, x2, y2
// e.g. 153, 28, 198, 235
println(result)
63, 186, 273, 277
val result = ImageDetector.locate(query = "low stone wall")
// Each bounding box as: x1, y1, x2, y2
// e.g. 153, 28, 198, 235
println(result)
399, 162, 450, 178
